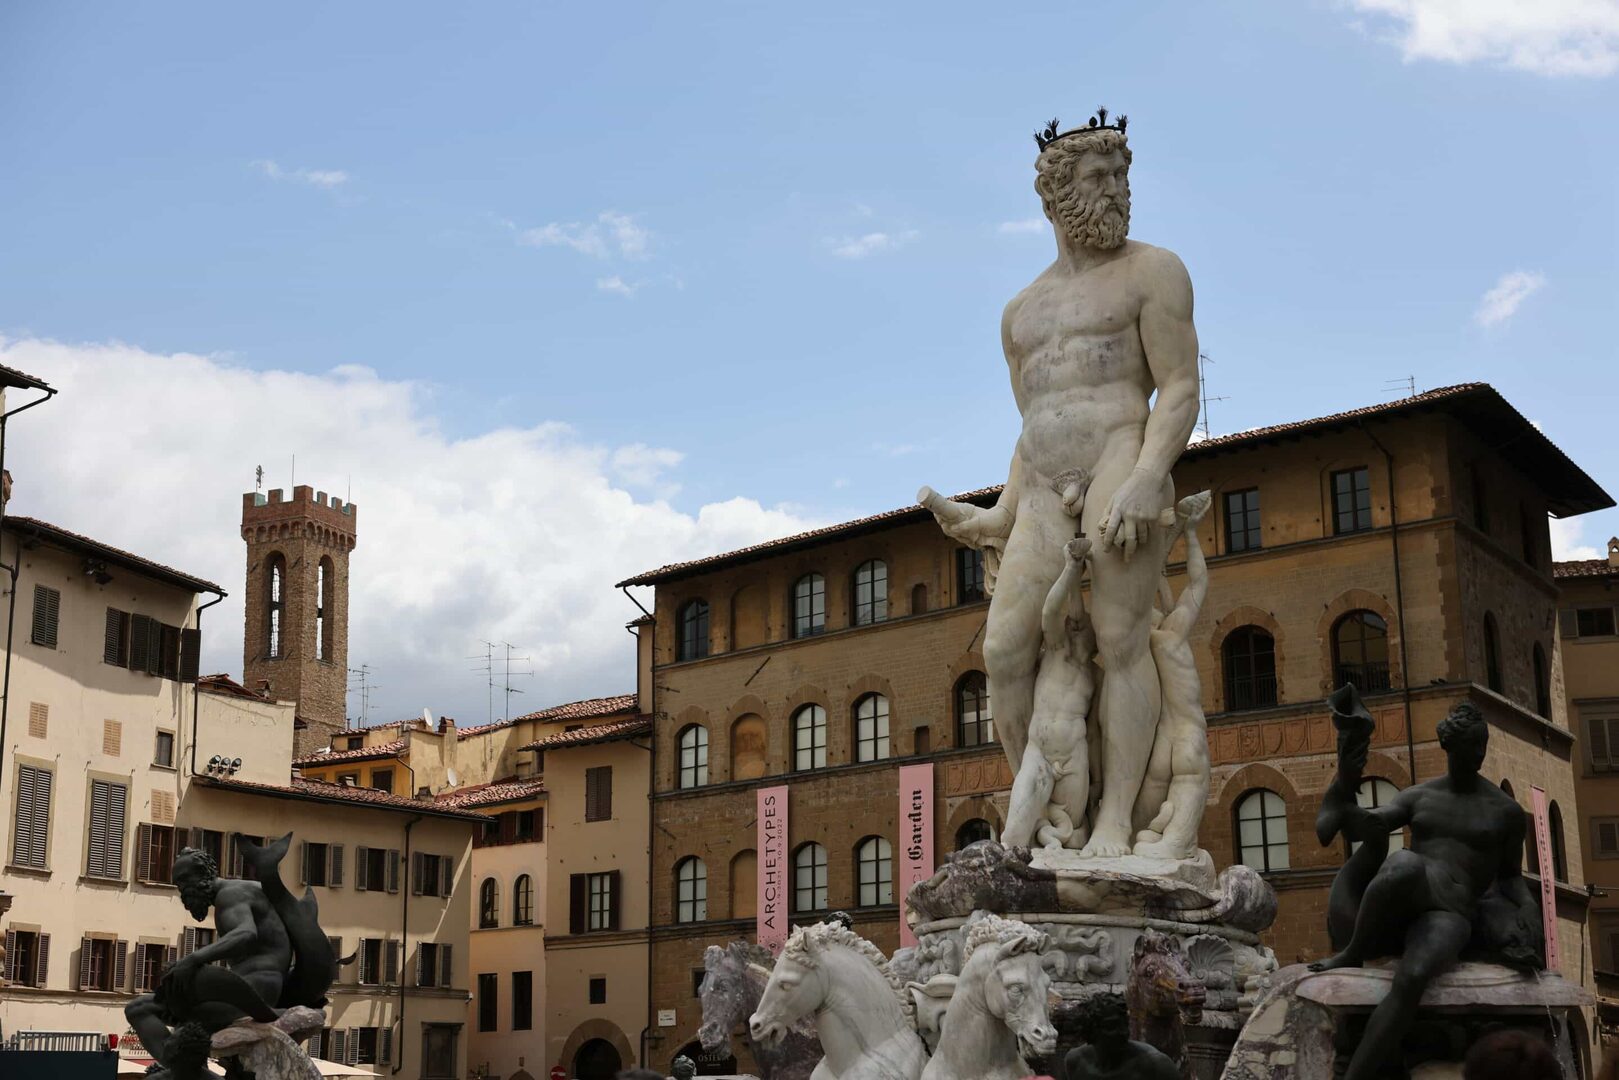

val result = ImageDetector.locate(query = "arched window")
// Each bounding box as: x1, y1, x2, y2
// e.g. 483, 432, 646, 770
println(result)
677, 599, 710, 662
911, 583, 928, 616
794, 843, 828, 913
266, 553, 286, 659
793, 704, 827, 771
731, 715, 768, 781
955, 672, 994, 747
955, 818, 994, 850
791, 574, 826, 638
315, 557, 333, 662
675, 857, 708, 923
1333, 611, 1390, 693
854, 694, 890, 763
1234, 789, 1289, 871
512, 874, 534, 926
677, 725, 709, 789
1351, 778, 1405, 854
730, 850, 757, 919
852, 560, 889, 626
1549, 801, 1568, 883
1223, 626, 1277, 710
1483, 612, 1502, 693
1533, 644, 1551, 718
478, 877, 499, 929
855, 837, 894, 907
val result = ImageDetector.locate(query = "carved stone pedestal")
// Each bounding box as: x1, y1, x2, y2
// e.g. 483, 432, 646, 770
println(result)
208, 1005, 326, 1080
1221, 963, 1594, 1080
895, 843, 1279, 1077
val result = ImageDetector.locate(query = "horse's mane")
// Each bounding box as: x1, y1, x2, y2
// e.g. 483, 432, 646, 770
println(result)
962, 913, 1050, 961
781, 922, 915, 1025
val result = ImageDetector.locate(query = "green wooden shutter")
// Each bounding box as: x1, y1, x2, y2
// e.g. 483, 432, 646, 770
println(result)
569, 874, 586, 933
386, 849, 400, 893
329, 843, 344, 887
608, 870, 622, 931
33, 933, 49, 987
179, 628, 200, 683
30, 586, 60, 648
104, 609, 128, 665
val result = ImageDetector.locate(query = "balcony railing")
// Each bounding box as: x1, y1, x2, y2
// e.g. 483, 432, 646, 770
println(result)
1336, 661, 1392, 694
1225, 673, 1279, 711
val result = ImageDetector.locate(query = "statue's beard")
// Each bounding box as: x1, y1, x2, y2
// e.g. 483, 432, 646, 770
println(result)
1051, 187, 1130, 251
179, 879, 216, 921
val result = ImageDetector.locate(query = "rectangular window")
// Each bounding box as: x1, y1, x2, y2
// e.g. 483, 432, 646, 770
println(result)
1583, 703, 1619, 773
420, 1024, 459, 1080
180, 926, 217, 958
1572, 606, 1618, 639
104, 608, 131, 666
570, 871, 620, 933
191, 828, 224, 870
692, 968, 706, 998
369, 768, 395, 794
588, 872, 614, 930
86, 778, 128, 880
1331, 467, 1373, 535
31, 585, 60, 649
955, 548, 986, 603
80, 936, 121, 992
589, 976, 607, 1004
1223, 488, 1262, 552
511, 970, 533, 1030
226, 833, 265, 879
413, 852, 453, 897
135, 942, 172, 992
337, 771, 360, 787
1593, 818, 1619, 859
4, 929, 49, 987
416, 942, 452, 988
136, 823, 176, 884
153, 731, 175, 768
358, 938, 383, 985
585, 766, 613, 822
515, 808, 538, 841
354, 1027, 380, 1066
12, 763, 52, 869
303, 841, 329, 887
477, 972, 498, 1031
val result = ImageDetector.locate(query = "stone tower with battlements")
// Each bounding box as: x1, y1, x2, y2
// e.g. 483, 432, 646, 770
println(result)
241, 484, 357, 756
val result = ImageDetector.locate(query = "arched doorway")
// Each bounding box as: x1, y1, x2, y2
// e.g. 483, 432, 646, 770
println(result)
676, 1039, 738, 1076
573, 1038, 622, 1080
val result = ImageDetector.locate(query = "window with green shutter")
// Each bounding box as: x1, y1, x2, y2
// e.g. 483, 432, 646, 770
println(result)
30, 585, 60, 648
11, 764, 52, 869
85, 779, 128, 880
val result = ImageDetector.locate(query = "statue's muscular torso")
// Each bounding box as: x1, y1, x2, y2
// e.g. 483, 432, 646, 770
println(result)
1003, 239, 1176, 488
215, 879, 292, 979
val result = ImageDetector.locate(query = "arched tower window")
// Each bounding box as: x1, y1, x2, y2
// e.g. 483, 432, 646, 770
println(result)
1533, 643, 1551, 718
853, 694, 890, 763
316, 556, 334, 662
855, 836, 893, 907
1483, 612, 1503, 693
513, 874, 534, 925
793, 842, 828, 913
955, 672, 994, 747
1549, 801, 1568, 883
1332, 610, 1390, 693
675, 857, 708, 923
1222, 626, 1277, 710
677, 600, 710, 662
852, 560, 888, 626
1234, 789, 1289, 871
479, 878, 499, 928
677, 725, 709, 789
266, 553, 287, 659
793, 704, 827, 771
791, 573, 826, 638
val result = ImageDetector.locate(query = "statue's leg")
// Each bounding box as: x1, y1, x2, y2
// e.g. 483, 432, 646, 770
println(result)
1079, 476, 1173, 858
983, 495, 1068, 774
1309, 855, 1421, 971
1003, 741, 1058, 848
1341, 910, 1469, 1080
125, 994, 173, 1068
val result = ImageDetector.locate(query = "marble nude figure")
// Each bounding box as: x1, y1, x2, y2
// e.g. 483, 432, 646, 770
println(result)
921, 110, 1205, 859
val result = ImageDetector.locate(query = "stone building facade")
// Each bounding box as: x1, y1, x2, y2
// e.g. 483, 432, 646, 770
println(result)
241, 485, 357, 757
1556, 540, 1619, 1034
619, 383, 1612, 1074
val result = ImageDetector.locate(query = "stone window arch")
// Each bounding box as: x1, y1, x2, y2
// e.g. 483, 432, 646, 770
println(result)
793, 842, 828, 913
730, 849, 757, 919
677, 724, 709, 789
1533, 643, 1551, 718
265, 552, 287, 659
1233, 789, 1289, 871
1332, 610, 1391, 693
730, 714, 768, 781
677, 599, 710, 662
793, 704, 827, 771
852, 560, 889, 626
853, 693, 891, 763
512, 873, 534, 926
675, 856, 708, 923
955, 818, 994, 849
1483, 611, 1503, 693
791, 573, 827, 638
955, 672, 994, 748
478, 877, 499, 929
1222, 625, 1277, 711
730, 584, 767, 649
855, 836, 893, 907
1549, 801, 1568, 883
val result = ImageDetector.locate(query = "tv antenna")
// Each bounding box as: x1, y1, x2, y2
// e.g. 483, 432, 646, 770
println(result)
347, 664, 379, 728
469, 641, 533, 723
1197, 352, 1228, 441
1383, 375, 1416, 398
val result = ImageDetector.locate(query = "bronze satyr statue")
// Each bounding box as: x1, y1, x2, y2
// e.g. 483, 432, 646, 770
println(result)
1063, 992, 1178, 1080
1308, 688, 1543, 1080
125, 834, 336, 1080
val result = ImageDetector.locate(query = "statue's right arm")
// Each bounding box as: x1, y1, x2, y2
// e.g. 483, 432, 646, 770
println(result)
183, 893, 261, 967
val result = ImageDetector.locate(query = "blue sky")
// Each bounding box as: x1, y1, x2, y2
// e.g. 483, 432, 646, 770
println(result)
2, 2, 1615, 721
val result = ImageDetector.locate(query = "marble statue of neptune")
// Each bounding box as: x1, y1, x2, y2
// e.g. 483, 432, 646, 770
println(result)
922, 113, 1200, 857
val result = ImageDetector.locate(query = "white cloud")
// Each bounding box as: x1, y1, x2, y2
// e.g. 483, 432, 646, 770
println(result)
595, 276, 639, 298
826, 230, 919, 259
997, 218, 1047, 235
0, 336, 816, 724
254, 160, 350, 189
519, 211, 650, 261
1346, 0, 1619, 77
1474, 270, 1546, 327
1549, 515, 1605, 560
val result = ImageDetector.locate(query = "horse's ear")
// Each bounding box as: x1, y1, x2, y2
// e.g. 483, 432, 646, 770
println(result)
746, 962, 773, 981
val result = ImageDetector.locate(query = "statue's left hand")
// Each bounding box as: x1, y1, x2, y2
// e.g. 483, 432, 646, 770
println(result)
1099, 468, 1164, 560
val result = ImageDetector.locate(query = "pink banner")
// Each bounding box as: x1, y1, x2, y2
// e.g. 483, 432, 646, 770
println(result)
757, 786, 789, 956
897, 763, 935, 948
1530, 785, 1561, 973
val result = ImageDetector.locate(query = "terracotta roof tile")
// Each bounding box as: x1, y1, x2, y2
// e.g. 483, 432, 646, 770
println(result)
196, 775, 487, 821
434, 778, 546, 809
1555, 559, 1619, 580
197, 674, 271, 701
0, 363, 53, 391
456, 693, 638, 739
293, 738, 407, 767
618, 383, 1612, 586
4, 515, 224, 594
520, 715, 652, 751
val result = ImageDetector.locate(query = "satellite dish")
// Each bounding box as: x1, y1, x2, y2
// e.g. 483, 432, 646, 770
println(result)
422, 708, 434, 726
446, 768, 460, 787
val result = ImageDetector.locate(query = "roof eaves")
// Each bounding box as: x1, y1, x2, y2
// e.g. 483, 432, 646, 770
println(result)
195, 775, 487, 822
3, 515, 225, 594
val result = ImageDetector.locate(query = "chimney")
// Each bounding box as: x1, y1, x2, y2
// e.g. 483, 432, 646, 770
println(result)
1608, 537, 1618, 567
